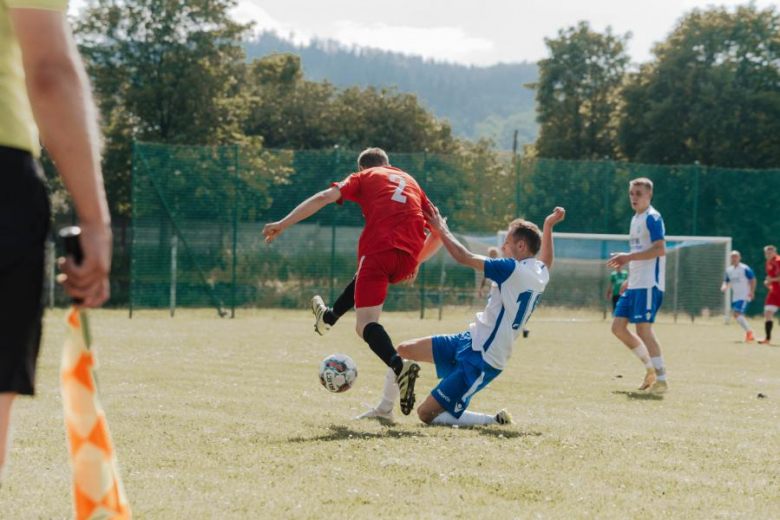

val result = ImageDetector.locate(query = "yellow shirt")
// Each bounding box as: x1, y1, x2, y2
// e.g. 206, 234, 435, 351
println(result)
0, 0, 68, 157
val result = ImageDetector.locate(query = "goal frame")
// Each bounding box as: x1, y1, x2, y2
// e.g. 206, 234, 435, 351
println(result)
497, 231, 733, 323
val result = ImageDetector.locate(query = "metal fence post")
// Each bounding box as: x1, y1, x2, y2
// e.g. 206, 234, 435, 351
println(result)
692, 161, 700, 236
231, 144, 239, 318
129, 140, 137, 318
330, 146, 340, 304
420, 150, 429, 319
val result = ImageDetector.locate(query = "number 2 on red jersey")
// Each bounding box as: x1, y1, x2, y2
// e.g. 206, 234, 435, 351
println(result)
389, 174, 407, 203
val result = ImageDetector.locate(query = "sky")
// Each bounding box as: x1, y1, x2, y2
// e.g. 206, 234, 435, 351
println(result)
68, 0, 775, 66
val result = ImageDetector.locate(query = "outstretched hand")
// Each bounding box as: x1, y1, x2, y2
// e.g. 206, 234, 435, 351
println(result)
262, 222, 284, 243
423, 203, 449, 234
607, 252, 631, 268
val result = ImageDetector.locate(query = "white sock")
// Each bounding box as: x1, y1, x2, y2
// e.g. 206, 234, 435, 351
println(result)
631, 344, 653, 368
377, 367, 399, 413
736, 315, 752, 333
652, 356, 667, 381
431, 411, 496, 426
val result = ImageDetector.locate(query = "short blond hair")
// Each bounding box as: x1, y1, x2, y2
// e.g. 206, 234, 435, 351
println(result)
765, 245, 777, 253
508, 219, 542, 254
630, 177, 653, 191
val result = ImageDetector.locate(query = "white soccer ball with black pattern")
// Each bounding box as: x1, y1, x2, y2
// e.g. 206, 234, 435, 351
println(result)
318, 353, 358, 393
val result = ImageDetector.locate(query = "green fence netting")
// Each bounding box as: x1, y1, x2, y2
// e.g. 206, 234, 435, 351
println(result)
130, 142, 780, 318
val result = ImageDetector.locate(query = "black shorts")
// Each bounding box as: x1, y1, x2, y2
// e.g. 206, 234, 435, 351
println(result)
612, 294, 621, 311
0, 146, 51, 395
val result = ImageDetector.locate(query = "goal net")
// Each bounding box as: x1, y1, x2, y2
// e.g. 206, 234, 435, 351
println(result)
497, 231, 732, 322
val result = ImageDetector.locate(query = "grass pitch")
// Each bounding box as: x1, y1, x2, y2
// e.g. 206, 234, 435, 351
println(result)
3, 308, 779, 519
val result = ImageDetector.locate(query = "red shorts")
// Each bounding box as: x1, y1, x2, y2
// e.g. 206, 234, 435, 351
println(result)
354, 249, 418, 308
766, 290, 780, 309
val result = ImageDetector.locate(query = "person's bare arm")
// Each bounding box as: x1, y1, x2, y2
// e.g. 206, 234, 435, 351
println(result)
262, 187, 342, 243
417, 227, 442, 263
749, 277, 757, 300
424, 205, 485, 271
538, 207, 565, 270
607, 240, 666, 268
11, 8, 111, 308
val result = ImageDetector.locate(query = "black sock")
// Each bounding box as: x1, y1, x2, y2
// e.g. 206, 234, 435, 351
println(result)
324, 277, 357, 326
766, 320, 773, 340
362, 322, 403, 375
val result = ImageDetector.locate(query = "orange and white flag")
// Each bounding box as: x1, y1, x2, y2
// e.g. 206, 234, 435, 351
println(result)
61, 308, 131, 520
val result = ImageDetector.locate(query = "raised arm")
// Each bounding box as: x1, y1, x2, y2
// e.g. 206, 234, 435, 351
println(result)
538, 207, 566, 270
12, 8, 111, 308
262, 187, 341, 243
424, 205, 485, 271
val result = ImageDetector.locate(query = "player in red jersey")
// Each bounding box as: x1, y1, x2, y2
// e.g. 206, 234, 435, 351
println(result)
262, 148, 441, 415
759, 245, 780, 344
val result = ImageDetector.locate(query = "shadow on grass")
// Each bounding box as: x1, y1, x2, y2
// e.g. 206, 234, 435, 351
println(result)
475, 428, 542, 439
612, 390, 664, 401
285, 424, 419, 443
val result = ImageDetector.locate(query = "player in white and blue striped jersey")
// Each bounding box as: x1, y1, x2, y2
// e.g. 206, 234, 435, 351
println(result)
388, 206, 565, 427
607, 178, 668, 394
720, 250, 757, 342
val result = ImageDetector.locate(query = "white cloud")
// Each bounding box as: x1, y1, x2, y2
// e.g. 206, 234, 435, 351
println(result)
230, 1, 310, 45
329, 20, 494, 64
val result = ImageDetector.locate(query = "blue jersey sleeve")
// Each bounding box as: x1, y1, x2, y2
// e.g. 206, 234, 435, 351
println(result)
746, 267, 755, 279
646, 214, 665, 242
724, 273, 730, 282
484, 258, 516, 285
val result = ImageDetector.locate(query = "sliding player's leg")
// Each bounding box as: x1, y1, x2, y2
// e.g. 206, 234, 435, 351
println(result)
413, 334, 508, 426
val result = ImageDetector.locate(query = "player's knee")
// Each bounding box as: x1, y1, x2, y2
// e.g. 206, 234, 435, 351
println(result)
611, 320, 626, 336
417, 407, 434, 424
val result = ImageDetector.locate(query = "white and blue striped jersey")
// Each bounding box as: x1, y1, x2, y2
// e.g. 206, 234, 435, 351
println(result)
628, 206, 666, 291
469, 258, 549, 370
725, 263, 755, 302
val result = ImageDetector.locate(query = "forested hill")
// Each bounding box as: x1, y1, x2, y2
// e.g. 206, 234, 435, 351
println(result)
243, 32, 539, 149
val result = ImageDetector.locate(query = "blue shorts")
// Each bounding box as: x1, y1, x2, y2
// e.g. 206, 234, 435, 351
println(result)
614, 287, 664, 323
731, 300, 750, 314
431, 332, 502, 418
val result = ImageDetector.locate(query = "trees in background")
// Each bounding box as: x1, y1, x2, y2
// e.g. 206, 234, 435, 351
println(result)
530, 22, 630, 160
533, 5, 780, 168
619, 4, 780, 168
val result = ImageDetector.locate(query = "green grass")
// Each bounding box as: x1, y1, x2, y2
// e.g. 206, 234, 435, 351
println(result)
3, 308, 779, 518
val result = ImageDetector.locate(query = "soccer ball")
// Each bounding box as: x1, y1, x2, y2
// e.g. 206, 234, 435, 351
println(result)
318, 353, 358, 393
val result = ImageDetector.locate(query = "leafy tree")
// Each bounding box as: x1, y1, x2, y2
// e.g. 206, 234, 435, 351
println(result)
75, 0, 253, 217
618, 5, 780, 168
530, 22, 630, 160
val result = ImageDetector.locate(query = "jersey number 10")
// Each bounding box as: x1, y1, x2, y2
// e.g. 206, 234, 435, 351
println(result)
513, 290, 541, 330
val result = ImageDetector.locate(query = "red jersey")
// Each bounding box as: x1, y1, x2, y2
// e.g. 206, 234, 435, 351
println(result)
332, 166, 431, 259
767, 254, 780, 293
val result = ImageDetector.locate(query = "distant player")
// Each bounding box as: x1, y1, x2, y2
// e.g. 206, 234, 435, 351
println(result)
720, 250, 756, 342
262, 148, 440, 416
380, 206, 565, 427
607, 178, 668, 394
606, 265, 628, 312
759, 245, 780, 345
